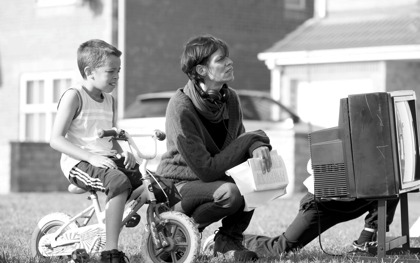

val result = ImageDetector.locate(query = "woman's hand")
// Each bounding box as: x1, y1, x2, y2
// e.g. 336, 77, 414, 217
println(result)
121, 151, 136, 169
252, 146, 272, 173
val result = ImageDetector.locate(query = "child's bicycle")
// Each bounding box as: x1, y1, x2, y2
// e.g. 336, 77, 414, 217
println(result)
30, 128, 201, 263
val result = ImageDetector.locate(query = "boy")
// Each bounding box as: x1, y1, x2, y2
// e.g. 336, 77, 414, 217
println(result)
241, 159, 398, 257
50, 39, 141, 263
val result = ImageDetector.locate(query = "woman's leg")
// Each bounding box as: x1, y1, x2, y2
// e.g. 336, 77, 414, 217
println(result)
176, 179, 258, 261
178, 179, 245, 231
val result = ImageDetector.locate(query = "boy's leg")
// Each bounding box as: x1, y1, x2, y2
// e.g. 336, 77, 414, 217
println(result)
71, 160, 141, 251
355, 227, 376, 245
363, 197, 399, 231
243, 193, 375, 258
243, 193, 324, 256
355, 197, 399, 246
105, 190, 128, 250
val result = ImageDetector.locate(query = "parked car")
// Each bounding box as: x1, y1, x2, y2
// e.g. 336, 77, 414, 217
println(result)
118, 90, 318, 194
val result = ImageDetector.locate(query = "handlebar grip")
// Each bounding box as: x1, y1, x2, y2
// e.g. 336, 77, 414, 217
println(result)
154, 130, 166, 141
98, 128, 118, 138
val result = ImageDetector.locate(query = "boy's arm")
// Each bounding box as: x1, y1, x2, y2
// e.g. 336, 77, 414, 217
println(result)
50, 89, 117, 170
111, 95, 136, 169
111, 96, 123, 153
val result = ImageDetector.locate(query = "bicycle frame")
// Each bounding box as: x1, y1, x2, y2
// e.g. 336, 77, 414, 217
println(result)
115, 129, 171, 249
48, 129, 170, 251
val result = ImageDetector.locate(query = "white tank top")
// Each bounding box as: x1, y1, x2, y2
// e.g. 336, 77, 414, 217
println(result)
60, 85, 117, 178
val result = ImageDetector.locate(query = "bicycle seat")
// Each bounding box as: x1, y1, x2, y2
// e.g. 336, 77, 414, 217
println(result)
68, 184, 88, 194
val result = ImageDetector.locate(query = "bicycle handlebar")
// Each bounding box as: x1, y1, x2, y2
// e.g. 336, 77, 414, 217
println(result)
97, 128, 119, 138
153, 130, 166, 141
97, 127, 166, 171
98, 128, 166, 141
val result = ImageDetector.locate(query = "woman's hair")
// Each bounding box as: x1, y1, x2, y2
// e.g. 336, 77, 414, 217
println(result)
77, 39, 122, 79
180, 34, 229, 82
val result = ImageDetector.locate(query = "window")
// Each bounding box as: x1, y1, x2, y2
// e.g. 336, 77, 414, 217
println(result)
125, 98, 170, 118
36, 0, 80, 7
20, 72, 76, 142
285, 0, 306, 10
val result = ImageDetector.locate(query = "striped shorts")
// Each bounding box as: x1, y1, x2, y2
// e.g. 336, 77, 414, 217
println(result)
68, 156, 142, 201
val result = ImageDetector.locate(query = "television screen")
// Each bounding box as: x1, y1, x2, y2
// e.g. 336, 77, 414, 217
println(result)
310, 90, 420, 199
394, 100, 417, 184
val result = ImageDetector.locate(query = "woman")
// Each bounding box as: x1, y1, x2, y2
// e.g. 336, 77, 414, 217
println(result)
156, 34, 272, 261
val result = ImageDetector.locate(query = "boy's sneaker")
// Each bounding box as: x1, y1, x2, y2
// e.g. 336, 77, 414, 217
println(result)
213, 231, 258, 262
100, 249, 129, 263
71, 249, 89, 262
352, 240, 378, 252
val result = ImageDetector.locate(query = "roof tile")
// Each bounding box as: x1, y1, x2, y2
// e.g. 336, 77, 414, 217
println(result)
264, 11, 420, 53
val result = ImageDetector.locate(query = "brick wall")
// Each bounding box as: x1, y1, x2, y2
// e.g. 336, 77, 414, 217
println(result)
124, 0, 314, 108
10, 142, 68, 192
0, 0, 113, 193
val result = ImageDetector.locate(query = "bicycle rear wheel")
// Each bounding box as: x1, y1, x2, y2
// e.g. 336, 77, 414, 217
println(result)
31, 212, 79, 258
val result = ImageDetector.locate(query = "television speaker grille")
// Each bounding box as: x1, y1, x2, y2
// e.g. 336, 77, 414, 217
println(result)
313, 163, 348, 198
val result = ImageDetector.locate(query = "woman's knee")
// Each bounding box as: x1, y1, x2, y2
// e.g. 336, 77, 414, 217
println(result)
214, 183, 242, 208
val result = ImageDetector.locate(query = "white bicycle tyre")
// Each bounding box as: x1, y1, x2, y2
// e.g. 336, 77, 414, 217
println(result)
140, 211, 200, 263
31, 212, 79, 258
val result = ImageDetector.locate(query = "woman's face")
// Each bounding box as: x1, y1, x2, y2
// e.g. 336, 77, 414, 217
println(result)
202, 48, 234, 86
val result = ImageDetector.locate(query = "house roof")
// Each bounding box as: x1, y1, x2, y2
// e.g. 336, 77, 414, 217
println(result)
259, 8, 420, 65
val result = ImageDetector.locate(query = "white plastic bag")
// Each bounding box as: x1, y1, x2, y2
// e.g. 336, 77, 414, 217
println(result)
410, 216, 420, 237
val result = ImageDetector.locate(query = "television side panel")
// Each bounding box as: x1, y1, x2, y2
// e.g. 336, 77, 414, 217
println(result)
348, 92, 399, 198
338, 98, 357, 198
309, 127, 349, 198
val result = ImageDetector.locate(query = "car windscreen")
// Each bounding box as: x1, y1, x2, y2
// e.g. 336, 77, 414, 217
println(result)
124, 94, 295, 123
125, 98, 170, 118
239, 95, 292, 122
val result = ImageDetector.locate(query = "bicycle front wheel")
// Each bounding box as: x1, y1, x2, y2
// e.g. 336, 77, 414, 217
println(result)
140, 211, 200, 263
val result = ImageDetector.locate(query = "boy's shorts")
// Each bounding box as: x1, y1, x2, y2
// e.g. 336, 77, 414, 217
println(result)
68, 156, 142, 202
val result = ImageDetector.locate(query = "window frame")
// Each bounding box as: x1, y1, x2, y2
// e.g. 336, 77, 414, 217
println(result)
35, 0, 80, 8
285, 0, 306, 10
19, 71, 77, 142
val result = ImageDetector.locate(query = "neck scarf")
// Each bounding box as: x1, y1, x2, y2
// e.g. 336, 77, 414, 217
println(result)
184, 81, 229, 123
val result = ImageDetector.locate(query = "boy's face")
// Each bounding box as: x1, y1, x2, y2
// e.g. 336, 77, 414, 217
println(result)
91, 55, 121, 93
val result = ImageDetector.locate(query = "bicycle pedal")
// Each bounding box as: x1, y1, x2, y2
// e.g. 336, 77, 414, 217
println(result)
71, 248, 89, 262
125, 213, 141, 228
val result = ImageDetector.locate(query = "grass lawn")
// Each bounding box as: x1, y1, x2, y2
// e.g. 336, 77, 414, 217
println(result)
1, 191, 420, 262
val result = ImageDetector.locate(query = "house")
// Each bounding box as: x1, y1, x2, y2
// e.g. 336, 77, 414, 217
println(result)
257, 0, 420, 190
0, 0, 119, 193
260, 0, 420, 128
0, 0, 313, 193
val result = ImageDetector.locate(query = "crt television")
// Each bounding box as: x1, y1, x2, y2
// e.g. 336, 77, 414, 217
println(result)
309, 90, 420, 199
